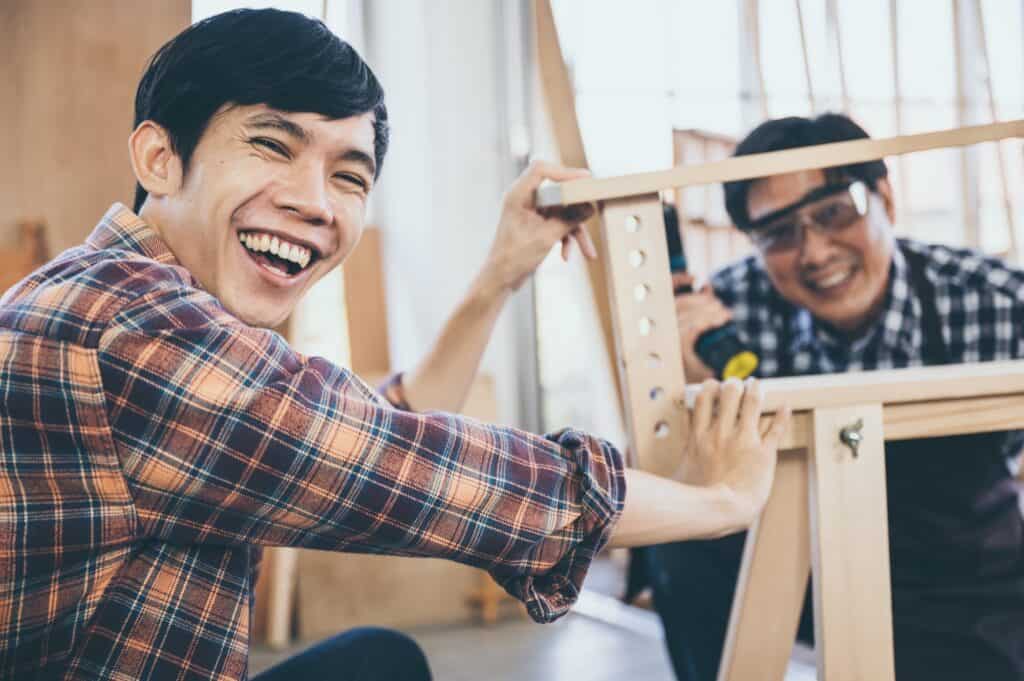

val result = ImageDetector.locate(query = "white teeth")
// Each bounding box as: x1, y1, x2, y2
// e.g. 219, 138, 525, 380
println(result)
239, 231, 313, 271
813, 269, 852, 289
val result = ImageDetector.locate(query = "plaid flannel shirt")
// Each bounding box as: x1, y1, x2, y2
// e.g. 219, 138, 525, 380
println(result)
0, 204, 625, 680
712, 238, 1024, 377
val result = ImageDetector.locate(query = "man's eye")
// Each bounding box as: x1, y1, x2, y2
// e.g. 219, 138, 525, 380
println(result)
334, 173, 368, 190
251, 137, 289, 157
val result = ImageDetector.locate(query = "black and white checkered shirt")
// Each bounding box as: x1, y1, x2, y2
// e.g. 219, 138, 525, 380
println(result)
711, 238, 1024, 377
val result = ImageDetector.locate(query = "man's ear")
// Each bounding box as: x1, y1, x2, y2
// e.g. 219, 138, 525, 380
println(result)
128, 121, 183, 200
875, 177, 896, 225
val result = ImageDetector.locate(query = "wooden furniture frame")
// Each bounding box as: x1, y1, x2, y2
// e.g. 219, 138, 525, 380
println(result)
536, 119, 1024, 680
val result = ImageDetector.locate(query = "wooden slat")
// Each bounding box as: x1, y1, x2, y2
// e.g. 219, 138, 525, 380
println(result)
533, 0, 625, 417
682, 359, 1024, 413
975, 0, 1019, 262
343, 227, 392, 375
718, 451, 810, 681
795, 0, 815, 113
536, 120, 1024, 207
599, 195, 687, 476
808, 404, 895, 681
771, 393, 1024, 450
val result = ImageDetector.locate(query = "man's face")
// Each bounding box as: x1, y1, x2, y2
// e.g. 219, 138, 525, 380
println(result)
747, 169, 895, 335
150, 104, 376, 328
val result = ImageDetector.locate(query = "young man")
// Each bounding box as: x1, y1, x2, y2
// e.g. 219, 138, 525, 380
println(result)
649, 113, 1024, 681
0, 9, 788, 681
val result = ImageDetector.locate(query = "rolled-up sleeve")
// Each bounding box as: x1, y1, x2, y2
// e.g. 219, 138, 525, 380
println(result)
97, 283, 625, 623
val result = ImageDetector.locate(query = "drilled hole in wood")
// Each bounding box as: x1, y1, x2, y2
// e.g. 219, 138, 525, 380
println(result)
633, 283, 650, 302
628, 249, 646, 268
638, 317, 655, 336
649, 387, 664, 401
625, 215, 641, 233
654, 421, 670, 438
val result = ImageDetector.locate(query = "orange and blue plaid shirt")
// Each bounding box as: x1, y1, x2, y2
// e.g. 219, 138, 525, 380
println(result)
0, 204, 625, 680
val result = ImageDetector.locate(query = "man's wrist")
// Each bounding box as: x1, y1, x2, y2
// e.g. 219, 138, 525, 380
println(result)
469, 265, 513, 310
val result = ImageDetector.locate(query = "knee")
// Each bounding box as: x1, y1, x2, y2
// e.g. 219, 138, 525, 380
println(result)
352, 627, 431, 680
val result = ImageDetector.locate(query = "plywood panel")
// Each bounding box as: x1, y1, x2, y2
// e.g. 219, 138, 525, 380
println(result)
1, 1, 190, 253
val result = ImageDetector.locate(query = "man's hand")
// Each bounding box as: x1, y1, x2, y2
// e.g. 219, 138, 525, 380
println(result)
679, 377, 790, 522
673, 272, 734, 382
485, 160, 597, 293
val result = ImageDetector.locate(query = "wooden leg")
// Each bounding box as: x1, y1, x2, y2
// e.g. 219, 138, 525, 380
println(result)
809, 404, 895, 681
263, 547, 298, 650
598, 195, 688, 477
718, 450, 811, 681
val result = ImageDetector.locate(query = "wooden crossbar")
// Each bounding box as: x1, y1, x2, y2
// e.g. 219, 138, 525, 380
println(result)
536, 119, 1024, 207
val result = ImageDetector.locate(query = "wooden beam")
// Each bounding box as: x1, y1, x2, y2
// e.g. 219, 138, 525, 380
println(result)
747, 0, 769, 119
772, 392, 1024, 453
795, 0, 816, 113
975, 0, 1020, 262
809, 404, 895, 680
718, 451, 810, 681
681, 359, 1024, 412
599, 195, 688, 476
826, 0, 850, 114
532, 0, 625, 419
888, 0, 912, 238
536, 119, 1024, 207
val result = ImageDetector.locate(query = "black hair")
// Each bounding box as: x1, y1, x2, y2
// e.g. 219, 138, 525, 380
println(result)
132, 8, 388, 212
723, 113, 887, 231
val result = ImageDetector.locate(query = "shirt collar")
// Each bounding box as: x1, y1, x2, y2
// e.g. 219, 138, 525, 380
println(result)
85, 203, 180, 266
786, 244, 918, 356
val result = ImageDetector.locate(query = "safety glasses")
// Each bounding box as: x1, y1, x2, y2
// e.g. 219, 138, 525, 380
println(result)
748, 181, 869, 254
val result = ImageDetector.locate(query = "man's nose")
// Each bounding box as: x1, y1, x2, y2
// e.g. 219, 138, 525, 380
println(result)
274, 162, 333, 226
798, 221, 835, 266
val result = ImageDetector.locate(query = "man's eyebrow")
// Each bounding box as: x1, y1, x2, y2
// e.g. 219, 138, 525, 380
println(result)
245, 112, 311, 144
338, 148, 377, 178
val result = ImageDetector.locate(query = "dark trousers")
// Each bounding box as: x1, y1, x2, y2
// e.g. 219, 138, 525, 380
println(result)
645, 534, 1024, 681
644, 535, 813, 681
252, 627, 432, 681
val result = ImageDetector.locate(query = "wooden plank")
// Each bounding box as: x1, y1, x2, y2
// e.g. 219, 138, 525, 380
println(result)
599, 195, 688, 476
795, 0, 816, 112
532, 0, 625, 417
771, 393, 1024, 450
808, 404, 894, 681
343, 227, 392, 375
975, 0, 1019, 262
536, 119, 1024, 207
718, 451, 810, 681
263, 548, 298, 649
681, 359, 1024, 413
827, 0, 850, 114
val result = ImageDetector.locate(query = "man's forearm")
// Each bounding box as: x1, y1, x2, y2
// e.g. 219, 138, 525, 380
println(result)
401, 269, 510, 413
607, 469, 753, 548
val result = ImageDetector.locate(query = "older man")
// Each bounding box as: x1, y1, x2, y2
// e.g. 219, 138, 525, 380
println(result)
648, 113, 1024, 681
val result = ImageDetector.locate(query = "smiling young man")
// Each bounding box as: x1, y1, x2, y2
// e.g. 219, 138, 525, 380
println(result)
648, 113, 1024, 681
0, 9, 791, 681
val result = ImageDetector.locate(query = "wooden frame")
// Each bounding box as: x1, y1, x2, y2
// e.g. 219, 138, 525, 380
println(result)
535, 119, 1024, 680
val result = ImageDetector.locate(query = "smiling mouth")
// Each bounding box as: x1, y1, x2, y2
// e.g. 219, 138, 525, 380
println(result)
803, 265, 857, 293
238, 230, 318, 278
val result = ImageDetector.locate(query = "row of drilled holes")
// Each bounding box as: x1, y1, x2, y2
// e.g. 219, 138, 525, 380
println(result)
625, 213, 670, 440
